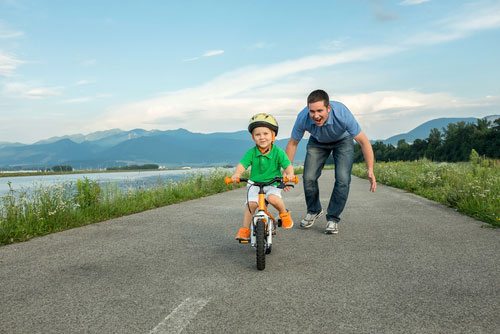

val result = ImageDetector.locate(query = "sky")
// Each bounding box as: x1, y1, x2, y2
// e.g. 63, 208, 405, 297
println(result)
1, 0, 499, 144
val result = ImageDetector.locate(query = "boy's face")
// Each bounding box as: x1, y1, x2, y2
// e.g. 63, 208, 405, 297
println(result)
308, 100, 330, 127
252, 126, 273, 150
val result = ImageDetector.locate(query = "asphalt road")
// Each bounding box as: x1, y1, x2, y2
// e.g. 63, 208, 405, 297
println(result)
1, 170, 499, 334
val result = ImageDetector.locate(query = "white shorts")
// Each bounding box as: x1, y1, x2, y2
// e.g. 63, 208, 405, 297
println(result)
245, 184, 282, 204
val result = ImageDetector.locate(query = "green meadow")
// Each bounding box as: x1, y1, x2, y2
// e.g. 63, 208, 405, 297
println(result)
352, 153, 500, 228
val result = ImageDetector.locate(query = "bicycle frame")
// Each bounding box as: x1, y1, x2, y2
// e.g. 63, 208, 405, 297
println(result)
248, 181, 275, 249
225, 175, 298, 270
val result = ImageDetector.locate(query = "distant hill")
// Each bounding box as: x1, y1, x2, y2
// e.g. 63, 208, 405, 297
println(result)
0, 114, 497, 169
0, 128, 307, 169
378, 115, 499, 146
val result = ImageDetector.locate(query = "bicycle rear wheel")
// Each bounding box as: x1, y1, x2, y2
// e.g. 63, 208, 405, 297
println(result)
256, 220, 266, 270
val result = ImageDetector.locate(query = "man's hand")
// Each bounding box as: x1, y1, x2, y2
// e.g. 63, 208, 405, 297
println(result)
354, 131, 376, 192
367, 169, 377, 192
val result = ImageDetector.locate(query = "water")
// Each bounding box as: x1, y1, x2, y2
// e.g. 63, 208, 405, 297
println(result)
0, 168, 229, 197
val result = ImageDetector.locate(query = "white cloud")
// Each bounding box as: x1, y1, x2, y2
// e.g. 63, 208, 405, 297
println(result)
405, 2, 500, 46
0, 116, 81, 144
0, 20, 24, 39
183, 49, 224, 62
319, 39, 345, 51
399, 0, 430, 5
0, 51, 23, 76
86, 1, 500, 140
202, 50, 224, 57
0, 30, 23, 39
182, 56, 199, 62
339, 90, 499, 139
339, 90, 486, 118
3, 82, 63, 99
74, 80, 92, 86
96, 45, 402, 134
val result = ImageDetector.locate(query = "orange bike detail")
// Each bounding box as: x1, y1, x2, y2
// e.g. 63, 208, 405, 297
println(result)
225, 176, 299, 270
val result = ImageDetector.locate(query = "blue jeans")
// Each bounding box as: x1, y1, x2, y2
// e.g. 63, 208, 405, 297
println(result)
303, 135, 354, 223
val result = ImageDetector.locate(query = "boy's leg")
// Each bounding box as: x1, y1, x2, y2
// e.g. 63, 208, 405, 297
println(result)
236, 184, 259, 241
267, 194, 285, 212
267, 194, 293, 229
243, 202, 258, 228
236, 201, 257, 241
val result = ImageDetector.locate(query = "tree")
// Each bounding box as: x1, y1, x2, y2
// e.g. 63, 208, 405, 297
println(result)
52, 165, 73, 172
438, 122, 474, 162
425, 128, 442, 161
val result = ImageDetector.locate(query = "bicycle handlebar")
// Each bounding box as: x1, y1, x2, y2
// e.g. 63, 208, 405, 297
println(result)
224, 175, 298, 186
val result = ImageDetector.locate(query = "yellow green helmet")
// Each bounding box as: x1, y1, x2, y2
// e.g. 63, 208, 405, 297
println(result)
248, 113, 279, 135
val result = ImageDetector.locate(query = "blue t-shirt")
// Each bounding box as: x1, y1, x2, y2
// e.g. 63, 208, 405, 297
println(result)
291, 101, 361, 143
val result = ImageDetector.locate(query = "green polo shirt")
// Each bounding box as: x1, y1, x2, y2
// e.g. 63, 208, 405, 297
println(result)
240, 145, 291, 183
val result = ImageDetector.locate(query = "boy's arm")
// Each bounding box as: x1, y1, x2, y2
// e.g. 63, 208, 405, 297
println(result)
231, 163, 247, 183
282, 164, 295, 181
281, 164, 295, 193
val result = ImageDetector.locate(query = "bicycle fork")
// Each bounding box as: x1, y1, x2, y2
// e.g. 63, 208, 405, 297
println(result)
250, 211, 273, 248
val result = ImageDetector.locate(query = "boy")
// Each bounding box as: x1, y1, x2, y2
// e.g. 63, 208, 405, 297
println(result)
231, 113, 295, 241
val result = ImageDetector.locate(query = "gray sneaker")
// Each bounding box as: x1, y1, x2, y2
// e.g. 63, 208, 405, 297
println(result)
300, 210, 324, 228
325, 221, 338, 234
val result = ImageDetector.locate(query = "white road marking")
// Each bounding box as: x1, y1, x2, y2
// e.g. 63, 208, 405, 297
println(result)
149, 297, 210, 334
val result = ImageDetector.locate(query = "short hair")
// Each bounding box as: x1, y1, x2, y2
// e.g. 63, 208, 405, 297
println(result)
307, 89, 330, 107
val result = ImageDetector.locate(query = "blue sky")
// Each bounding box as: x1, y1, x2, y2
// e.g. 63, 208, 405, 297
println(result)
1, 0, 499, 144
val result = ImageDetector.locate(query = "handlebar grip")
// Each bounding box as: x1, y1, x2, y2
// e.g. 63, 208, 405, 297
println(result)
283, 175, 299, 184
225, 176, 240, 184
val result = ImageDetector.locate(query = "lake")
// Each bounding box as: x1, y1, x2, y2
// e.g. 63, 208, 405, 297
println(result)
0, 168, 230, 197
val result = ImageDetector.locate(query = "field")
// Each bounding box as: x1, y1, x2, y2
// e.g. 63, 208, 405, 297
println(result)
352, 157, 500, 228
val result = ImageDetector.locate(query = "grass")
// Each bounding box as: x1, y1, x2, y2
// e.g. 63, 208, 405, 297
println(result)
352, 158, 500, 228
0, 169, 245, 246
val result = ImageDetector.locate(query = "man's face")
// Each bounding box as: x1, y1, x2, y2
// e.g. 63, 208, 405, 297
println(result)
252, 126, 273, 150
308, 101, 330, 127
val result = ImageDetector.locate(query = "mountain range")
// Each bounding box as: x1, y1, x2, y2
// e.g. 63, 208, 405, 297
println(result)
0, 115, 498, 170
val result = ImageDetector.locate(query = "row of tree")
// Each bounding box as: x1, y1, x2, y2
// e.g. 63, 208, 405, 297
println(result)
354, 118, 500, 163
106, 164, 160, 171
50, 165, 73, 172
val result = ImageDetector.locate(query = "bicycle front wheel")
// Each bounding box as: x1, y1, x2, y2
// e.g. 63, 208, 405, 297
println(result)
256, 220, 266, 270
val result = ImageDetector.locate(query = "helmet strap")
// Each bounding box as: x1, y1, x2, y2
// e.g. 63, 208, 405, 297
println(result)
252, 132, 275, 155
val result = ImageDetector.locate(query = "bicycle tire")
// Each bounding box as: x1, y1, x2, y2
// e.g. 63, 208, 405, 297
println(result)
256, 220, 266, 270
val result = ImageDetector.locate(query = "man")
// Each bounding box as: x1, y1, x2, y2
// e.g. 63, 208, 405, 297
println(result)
285, 89, 376, 235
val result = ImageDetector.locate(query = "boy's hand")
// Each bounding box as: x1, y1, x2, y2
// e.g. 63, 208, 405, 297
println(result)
282, 173, 295, 192
230, 174, 241, 183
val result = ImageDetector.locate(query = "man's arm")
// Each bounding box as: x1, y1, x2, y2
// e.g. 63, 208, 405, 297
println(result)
285, 138, 299, 163
353, 131, 377, 192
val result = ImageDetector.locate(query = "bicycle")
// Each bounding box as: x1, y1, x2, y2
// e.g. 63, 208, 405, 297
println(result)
225, 175, 299, 270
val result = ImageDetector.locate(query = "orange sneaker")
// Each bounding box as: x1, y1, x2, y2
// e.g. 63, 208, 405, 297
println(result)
279, 210, 293, 229
235, 227, 250, 241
